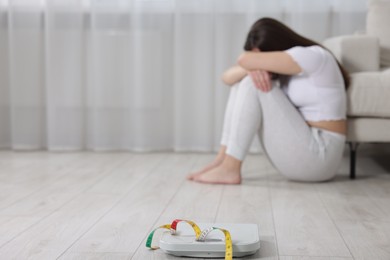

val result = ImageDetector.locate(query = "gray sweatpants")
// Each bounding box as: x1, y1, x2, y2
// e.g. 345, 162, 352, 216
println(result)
221, 76, 346, 182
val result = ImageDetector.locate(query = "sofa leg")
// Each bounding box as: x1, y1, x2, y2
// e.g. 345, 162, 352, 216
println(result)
348, 142, 359, 179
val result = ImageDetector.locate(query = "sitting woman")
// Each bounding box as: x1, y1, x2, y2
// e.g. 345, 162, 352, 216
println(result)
187, 17, 349, 184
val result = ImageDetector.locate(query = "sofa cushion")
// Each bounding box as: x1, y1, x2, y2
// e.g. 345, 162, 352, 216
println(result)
347, 117, 390, 142
347, 68, 390, 117
367, 0, 390, 67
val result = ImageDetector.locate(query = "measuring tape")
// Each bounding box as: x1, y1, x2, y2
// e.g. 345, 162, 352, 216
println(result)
145, 223, 171, 249
196, 226, 233, 260
146, 219, 233, 260
170, 219, 202, 238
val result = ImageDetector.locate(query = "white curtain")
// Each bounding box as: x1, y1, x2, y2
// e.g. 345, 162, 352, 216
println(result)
0, 0, 367, 151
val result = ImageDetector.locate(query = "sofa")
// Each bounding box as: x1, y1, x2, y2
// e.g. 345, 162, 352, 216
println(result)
323, 0, 390, 179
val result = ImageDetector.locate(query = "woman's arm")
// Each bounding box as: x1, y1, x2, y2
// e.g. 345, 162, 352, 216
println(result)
221, 65, 247, 86
222, 64, 272, 92
238, 51, 302, 75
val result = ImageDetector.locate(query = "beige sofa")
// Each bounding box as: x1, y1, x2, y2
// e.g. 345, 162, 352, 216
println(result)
323, 0, 390, 179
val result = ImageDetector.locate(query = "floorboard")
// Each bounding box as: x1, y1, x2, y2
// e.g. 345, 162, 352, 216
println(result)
60, 153, 197, 259
0, 151, 388, 259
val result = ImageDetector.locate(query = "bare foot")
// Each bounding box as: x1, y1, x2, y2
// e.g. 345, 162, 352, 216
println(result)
187, 146, 227, 180
192, 155, 242, 185
193, 164, 241, 184
186, 158, 224, 180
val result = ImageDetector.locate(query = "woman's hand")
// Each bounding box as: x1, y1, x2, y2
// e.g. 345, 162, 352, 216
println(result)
248, 70, 272, 92
245, 48, 272, 92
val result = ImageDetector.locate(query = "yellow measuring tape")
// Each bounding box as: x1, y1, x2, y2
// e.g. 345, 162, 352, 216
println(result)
145, 223, 171, 250
170, 219, 202, 238
196, 226, 233, 260
146, 219, 233, 260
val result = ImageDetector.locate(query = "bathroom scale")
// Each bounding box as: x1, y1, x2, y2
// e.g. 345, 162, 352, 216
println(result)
159, 223, 260, 258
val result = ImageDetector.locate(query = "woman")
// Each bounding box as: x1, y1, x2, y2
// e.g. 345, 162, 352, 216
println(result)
187, 17, 349, 184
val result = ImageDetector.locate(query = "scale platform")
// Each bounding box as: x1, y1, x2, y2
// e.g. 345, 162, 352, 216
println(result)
159, 223, 260, 258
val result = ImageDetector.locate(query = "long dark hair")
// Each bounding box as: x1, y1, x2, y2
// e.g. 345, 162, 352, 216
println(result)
244, 17, 350, 89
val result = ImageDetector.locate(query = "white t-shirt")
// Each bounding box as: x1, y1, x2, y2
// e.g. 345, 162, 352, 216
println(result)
284, 45, 347, 122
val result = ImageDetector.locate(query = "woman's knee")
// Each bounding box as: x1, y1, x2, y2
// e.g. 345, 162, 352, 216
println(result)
238, 75, 256, 89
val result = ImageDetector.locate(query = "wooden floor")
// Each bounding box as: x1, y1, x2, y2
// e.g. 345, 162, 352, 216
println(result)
0, 150, 389, 260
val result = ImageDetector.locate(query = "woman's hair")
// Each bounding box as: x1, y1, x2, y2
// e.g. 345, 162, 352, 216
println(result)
244, 17, 350, 89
